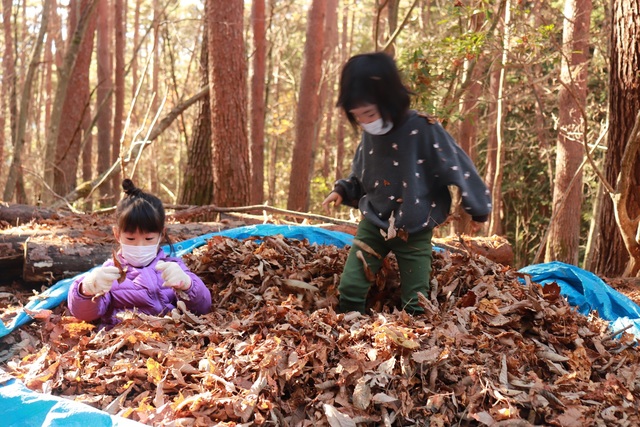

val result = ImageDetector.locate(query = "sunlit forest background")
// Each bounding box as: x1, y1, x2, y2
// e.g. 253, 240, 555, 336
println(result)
0, 0, 630, 271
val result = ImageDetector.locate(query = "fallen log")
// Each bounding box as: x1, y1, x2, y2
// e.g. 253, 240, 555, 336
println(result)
0, 204, 59, 225
19, 235, 512, 286
1, 205, 514, 284
2, 222, 233, 284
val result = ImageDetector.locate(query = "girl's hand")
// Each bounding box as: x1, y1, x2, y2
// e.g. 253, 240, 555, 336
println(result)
81, 266, 120, 296
322, 191, 343, 214
156, 261, 192, 291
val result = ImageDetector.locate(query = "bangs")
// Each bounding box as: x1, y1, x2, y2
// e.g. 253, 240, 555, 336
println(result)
118, 199, 164, 234
341, 76, 377, 111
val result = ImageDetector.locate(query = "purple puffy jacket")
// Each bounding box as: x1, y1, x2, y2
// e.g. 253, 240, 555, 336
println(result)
67, 251, 211, 329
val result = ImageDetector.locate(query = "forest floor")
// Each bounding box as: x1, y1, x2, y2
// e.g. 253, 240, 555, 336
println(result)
1, 212, 639, 426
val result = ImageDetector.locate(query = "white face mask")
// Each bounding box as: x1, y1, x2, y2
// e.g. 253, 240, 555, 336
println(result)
361, 118, 393, 135
120, 238, 160, 267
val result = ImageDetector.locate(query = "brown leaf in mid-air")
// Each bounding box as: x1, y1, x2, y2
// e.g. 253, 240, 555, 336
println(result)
112, 248, 127, 283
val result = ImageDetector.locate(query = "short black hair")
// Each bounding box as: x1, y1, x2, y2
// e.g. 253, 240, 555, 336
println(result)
337, 52, 412, 129
115, 179, 165, 235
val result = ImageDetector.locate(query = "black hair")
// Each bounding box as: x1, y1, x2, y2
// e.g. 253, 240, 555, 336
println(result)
336, 52, 412, 130
115, 178, 166, 236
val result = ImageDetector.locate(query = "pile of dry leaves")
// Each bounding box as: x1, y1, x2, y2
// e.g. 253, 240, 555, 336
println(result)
1, 234, 639, 426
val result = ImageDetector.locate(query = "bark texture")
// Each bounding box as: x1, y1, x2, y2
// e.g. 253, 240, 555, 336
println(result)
53, 0, 97, 196
250, 0, 267, 205
287, 0, 327, 212
588, 0, 640, 276
545, 0, 592, 264
207, 0, 251, 206
180, 18, 213, 206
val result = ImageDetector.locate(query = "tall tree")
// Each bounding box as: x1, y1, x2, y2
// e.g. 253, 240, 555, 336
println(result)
96, 0, 113, 202
454, 5, 487, 235
149, 0, 161, 194
334, 1, 349, 182
52, 0, 97, 197
131, 0, 141, 102
545, 0, 592, 264
3, 0, 52, 202
488, 0, 511, 236
112, 0, 126, 193
208, 0, 251, 206
36, 0, 98, 205
250, 0, 267, 205
1, 0, 17, 188
320, 0, 339, 180
287, 0, 327, 212
179, 18, 213, 206
588, 0, 640, 276
380, 0, 399, 55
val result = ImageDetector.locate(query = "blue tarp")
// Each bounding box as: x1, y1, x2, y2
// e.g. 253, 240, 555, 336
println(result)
2, 225, 640, 426
0, 377, 146, 427
520, 261, 640, 339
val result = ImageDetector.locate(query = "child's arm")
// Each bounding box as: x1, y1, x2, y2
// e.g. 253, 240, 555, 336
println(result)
332, 141, 366, 208
160, 259, 211, 315
67, 266, 114, 321
332, 176, 364, 208
429, 124, 492, 219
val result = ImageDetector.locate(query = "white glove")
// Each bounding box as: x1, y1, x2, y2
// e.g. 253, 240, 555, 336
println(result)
156, 261, 192, 291
81, 266, 120, 296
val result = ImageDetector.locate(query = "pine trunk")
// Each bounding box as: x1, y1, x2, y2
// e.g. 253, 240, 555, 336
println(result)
96, 0, 113, 203
112, 0, 125, 192
287, 0, 327, 212
180, 17, 213, 206
208, 0, 251, 206
250, 0, 267, 205
588, 0, 640, 276
545, 0, 592, 264
53, 0, 97, 197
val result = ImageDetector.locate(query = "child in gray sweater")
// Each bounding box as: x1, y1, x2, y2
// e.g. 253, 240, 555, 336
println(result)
323, 52, 492, 315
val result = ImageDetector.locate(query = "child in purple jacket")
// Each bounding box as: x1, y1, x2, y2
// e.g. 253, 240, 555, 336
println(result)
68, 179, 211, 329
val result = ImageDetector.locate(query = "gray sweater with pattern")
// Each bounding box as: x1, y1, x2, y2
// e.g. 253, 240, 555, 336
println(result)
335, 110, 492, 234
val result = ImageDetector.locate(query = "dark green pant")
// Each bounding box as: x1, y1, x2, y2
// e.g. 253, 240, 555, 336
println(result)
338, 218, 433, 314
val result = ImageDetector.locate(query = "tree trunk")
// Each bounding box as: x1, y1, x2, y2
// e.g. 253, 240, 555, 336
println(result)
96, 0, 114, 204
545, 0, 592, 264
208, 0, 251, 206
112, 0, 125, 193
52, 0, 97, 197
0, 0, 17, 189
3, 0, 52, 203
81, 97, 94, 211
131, 0, 141, 104
180, 16, 213, 206
588, 0, 640, 276
488, 1, 510, 236
335, 2, 349, 183
382, 0, 399, 56
287, 0, 327, 212
42, 2, 57, 150
36, 0, 99, 204
321, 0, 339, 180
454, 5, 486, 235
614, 111, 640, 276
250, 0, 267, 205
149, 0, 161, 195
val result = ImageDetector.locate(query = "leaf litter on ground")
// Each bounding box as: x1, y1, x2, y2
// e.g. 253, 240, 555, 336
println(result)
1, 233, 639, 426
